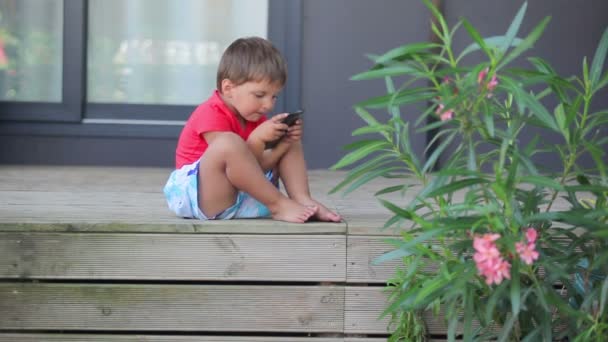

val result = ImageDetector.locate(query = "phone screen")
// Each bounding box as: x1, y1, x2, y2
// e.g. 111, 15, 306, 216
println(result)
282, 110, 304, 126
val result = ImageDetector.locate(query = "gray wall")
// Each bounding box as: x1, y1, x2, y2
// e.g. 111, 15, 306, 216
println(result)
2, 0, 606, 168
301, 0, 608, 169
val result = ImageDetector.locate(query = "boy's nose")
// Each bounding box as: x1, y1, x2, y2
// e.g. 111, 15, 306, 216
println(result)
262, 99, 274, 111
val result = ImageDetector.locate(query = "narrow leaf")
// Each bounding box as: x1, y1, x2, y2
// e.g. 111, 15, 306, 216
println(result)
462, 19, 492, 59
498, 16, 551, 69
519, 175, 564, 191
501, 2, 528, 54
425, 178, 490, 198
331, 141, 389, 170
351, 65, 421, 80
590, 27, 608, 87
373, 42, 441, 64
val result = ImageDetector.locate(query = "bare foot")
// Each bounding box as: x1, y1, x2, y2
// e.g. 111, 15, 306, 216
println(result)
269, 198, 318, 223
297, 198, 342, 222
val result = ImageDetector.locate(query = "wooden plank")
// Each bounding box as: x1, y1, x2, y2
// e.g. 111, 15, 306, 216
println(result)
0, 233, 345, 281
0, 167, 346, 233
0, 283, 343, 333
347, 236, 437, 283
0, 221, 346, 235
0, 334, 345, 341
0, 335, 400, 342
344, 286, 449, 335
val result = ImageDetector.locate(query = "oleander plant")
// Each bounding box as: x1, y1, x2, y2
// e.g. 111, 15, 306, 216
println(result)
331, 1, 608, 341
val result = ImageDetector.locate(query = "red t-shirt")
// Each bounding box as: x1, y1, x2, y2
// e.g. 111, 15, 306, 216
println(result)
175, 90, 267, 169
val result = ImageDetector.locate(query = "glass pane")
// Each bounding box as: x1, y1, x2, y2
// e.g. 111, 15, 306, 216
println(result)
87, 0, 268, 106
0, 0, 63, 102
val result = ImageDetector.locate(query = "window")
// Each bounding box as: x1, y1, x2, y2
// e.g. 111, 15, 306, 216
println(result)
87, 0, 268, 106
0, 1, 301, 125
0, 0, 63, 103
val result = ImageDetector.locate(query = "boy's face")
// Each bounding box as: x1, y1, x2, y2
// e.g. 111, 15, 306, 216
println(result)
221, 79, 283, 123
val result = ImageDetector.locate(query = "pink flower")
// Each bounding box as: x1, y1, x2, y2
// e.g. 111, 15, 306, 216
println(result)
477, 67, 499, 97
435, 103, 454, 121
515, 241, 539, 265
525, 228, 537, 244
477, 67, 488, 85
0, 40, 8, 68
487, 74, 498, 92
484, 259, 512, 285
473, 233, 511, 285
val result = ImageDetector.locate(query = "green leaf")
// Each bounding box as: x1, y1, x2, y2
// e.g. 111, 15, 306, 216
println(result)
583, 140, 607, 180
600, 275, 608, 315
342, 166, 402, 196
501, 76, 560, 131
483, 109, 495, 138
485, 281, 508, 323
375, 184, 407, 196
510, 262, 521, 315
463, 288, 473, 341
425, 178, 490, 198
423, 0, 449, 43
498, 16, 551, 70
459, 36, 523, 61
373, 42, 441, 64
331, 140, 390, 170
378, 199, 413, 220
595, 70, 608, 92
352, 124, 394, 136
422, 131, 457, 173
590, 27, 608, 88
329, 153, 394, 194
500, 2, 528, 54
354, 106, 380, 126
462, 19, 492, 59
521, 327, 542, 342
356, 87, 435, 109
342, 138, 385, 151
373, 247, 413, 265
351, 65, 422, 80
519, 175, 564, 191
414, 275, 449, 306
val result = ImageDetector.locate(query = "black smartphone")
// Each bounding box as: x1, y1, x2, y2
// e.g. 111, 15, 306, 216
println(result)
281, 110, 304, 126
265, 110, 305, 149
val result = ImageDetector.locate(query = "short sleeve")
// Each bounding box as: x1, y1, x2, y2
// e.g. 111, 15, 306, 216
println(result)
190, 105, 234, 136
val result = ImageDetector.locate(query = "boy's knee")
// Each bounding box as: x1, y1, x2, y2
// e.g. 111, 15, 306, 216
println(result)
206, 132, 248, 154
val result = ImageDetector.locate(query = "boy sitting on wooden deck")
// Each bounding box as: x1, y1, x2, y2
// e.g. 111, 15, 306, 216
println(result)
164, 37, 341, 224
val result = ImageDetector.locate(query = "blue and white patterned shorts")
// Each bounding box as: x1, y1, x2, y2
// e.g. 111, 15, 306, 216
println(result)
163, 160, 277, 220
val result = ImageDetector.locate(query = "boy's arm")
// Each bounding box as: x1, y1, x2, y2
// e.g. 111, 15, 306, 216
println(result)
259, 143, 290, 171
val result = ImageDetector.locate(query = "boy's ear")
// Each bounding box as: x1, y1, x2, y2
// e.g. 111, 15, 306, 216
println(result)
220, 79, 234, 96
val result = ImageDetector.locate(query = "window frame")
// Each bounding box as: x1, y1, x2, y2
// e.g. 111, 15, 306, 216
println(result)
0, 0, 302, 128
0, 0, 85, 122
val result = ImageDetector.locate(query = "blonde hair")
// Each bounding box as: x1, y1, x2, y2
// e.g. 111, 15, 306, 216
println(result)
217, 37, 287, 91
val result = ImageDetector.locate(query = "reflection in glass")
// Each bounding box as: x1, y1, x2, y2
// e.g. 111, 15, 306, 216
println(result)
0, 0, 63, 102
88, 0, 268, 106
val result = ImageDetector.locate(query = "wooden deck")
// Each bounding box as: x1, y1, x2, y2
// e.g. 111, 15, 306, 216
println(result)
0, 165, 440, 341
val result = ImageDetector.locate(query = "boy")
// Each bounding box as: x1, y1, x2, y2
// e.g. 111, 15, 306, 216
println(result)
164, 37, 341, 224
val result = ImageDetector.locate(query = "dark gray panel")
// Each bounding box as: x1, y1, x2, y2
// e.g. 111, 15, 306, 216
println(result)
301, 0, 430, 169
443, 0, 608, 170
0, 136, 176, 167
301, 0, 607, 169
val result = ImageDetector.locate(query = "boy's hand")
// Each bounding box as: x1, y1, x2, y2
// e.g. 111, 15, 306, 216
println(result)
251, 114, 289, 144
283, 119, 303, 143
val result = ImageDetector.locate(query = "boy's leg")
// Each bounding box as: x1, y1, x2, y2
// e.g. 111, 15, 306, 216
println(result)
278, 141, 342, 222
198, 133, 316, 223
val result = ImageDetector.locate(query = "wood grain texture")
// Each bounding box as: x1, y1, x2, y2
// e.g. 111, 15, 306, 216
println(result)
346, 236, 441, 283
0, 233, 345, 281
0, 283, 344, 333
0, 335, 349, 342
344, 287, 450, 335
